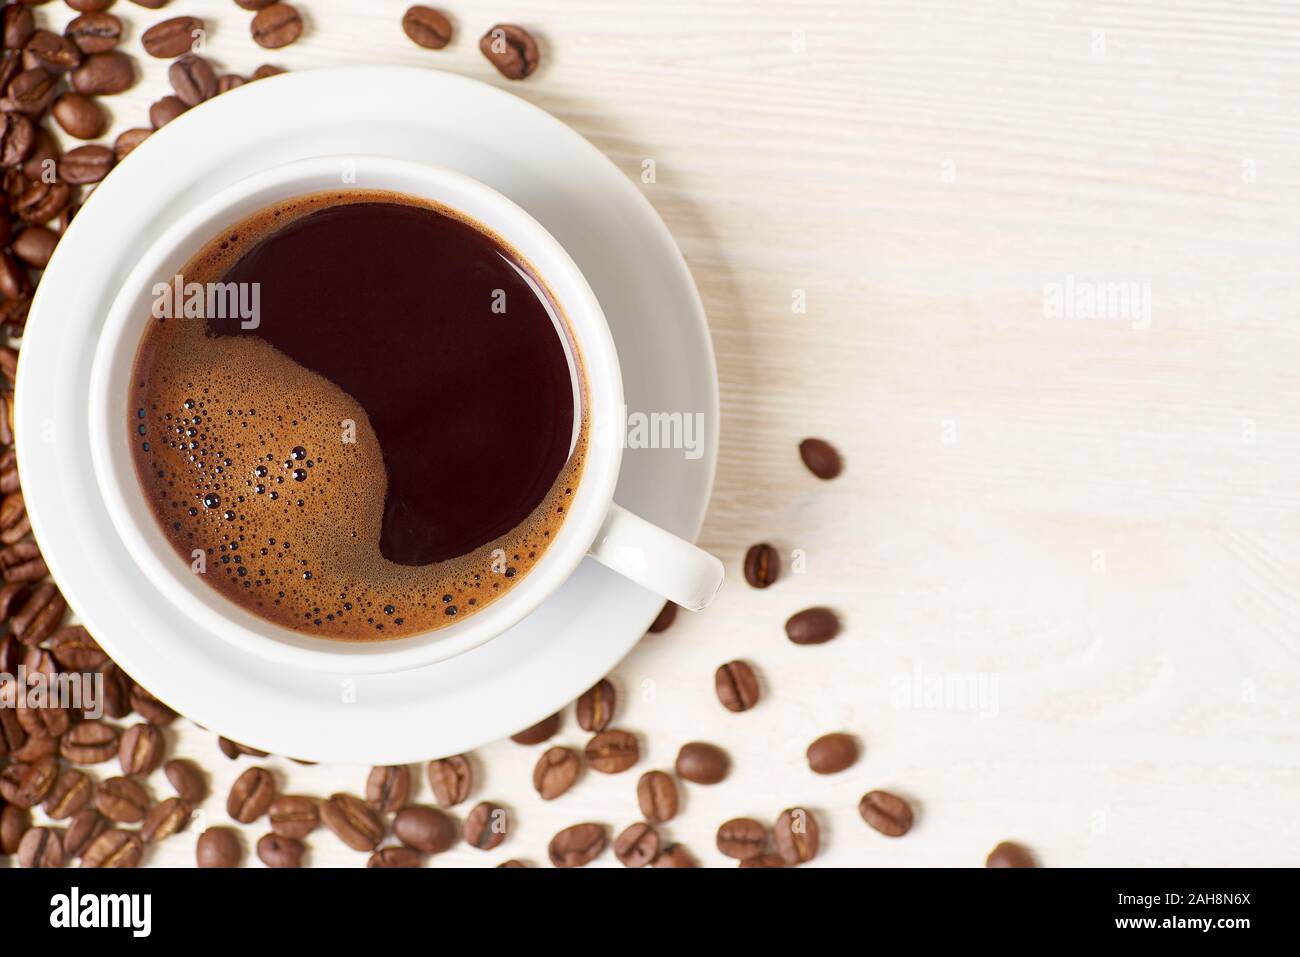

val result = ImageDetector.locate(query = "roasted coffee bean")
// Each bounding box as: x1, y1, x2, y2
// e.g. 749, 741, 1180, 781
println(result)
149, 95, 186, 128
497, 859, 527, 868
216, 73, 244, 94
71, 50, 134, 95
715, 660, 760, 712
249, 63, 284, 80
0, 630, 22, 677
99, 663, 133, 719
773, 807, 819, 864
169, 53, 215, 106
45, 625, 105, 671
0, 254, 24, 299
82, 828, 143, 868
16, 700, 70, 738
0, 110, 35, 166
65, 0, 117, 12
113, 126, 151, 160
217, 736, 240, 760
61, 719, 118, 764
636, 770, 678, 823
739, 853, 786, 868
986, 841, 1036, 868
1, 707, 30, 757
268, 795, 318, 839
479, 24, 539, 80
785, 606, 840, 645
0, 451, 18, 493
614, 821, 660, 868
65, 12, 122, 54
0, 344, 17, 383
647, 601, 677, 633
0, 755, 57, 806
18, 825, 63, 867
118, 723, 164, 777
321, 792, 384, 851
585, 729, 639, 774
236, 0, 280, 8
367, 845, 420, 868
163, 758, 205, 803
63, 807, 106, 857
12, 733, 57, 763
42, 768, 93, 819
141, 797, 191, 843
0, 489, 27, 543
52, 91, 104, 139
142, 17, 204, 59
2, 6, 34, 50
366, 765, 410, 812
743, 542, 780, 588
548, 822, 605, 867
5, 69, 60, 119
426, 754, 471, 806
510, 710, 560, 744
14, 178, 72, 223
257, 832, 305, 867
576, 678, 615, 732
1, 801, 30, 853
402, 6, 452, 50
716, 817, 768, 860
9, 582, 65, 642
464, 801, 507, 850
807, 732, 857, 774
651, 843, 697, 868
227, 766, 276, 823
532, 746, 579, 800
798, 437, 842, 479
251, 3, 302, 49
127, 684, 176, 725
393, 804, 454, 854
1, 538, 49, 579
96, 776, 150, 824
25, 29, 82, 72
675, 741, 729, 785
858, 790, 913, 837
196, 826, 242, 867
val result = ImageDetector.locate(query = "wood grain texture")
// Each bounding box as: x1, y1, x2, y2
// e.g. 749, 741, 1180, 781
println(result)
21, 0, 1300, 867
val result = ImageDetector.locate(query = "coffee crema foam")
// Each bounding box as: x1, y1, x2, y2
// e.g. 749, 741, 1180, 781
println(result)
128, 190, 587, 641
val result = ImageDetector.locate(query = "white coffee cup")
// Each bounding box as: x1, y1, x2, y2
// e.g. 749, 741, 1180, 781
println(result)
88, 155, 723, 675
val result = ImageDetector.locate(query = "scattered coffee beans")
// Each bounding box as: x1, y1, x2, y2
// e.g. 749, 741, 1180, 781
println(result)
806, 732, 857, 774
141, 17, 205, 59
479, 24, 539, 80
257, 832, 305, 867
81, 828, 143, 868
268, 795, 319, 839
119, 722, 164, 776
368, 845, 421, 868
715, 660, 760, 712
614, 821, 660, 867
584, 729, 639, 773
402, 6, 452, 50
426, 754, 471, 806
510, 711, 560, 745
548, 822, 605, 867
675, 741, 729, 784
464, 801, 508, 850
743, 542, 780, 588
647, 601, 678, 633
393, 804, 455, 854
533, 746, 579, 800
42, 768, 93, 819
738, 852, 785, 868
61, 719, 117, 764
651, 843, 696, 867
798, 438, 842, 479
196, 826, 242, 867
858, 790, 913, 837
575, 677, 615, 732
66, 12, 123, 54
773, 807, 819, 864
18, 825, 63, 868
63, 808, 106, 858
96, 775, 150, 824
986, 841, 1036, 868
321, 793, 384, 852
785, 606, 840, 645
366, 765, 410, 812
251, 3, 303, 50
716, 817, 767, 860
141, 797, 192, 843
636, 770, 678, 823
163, 758, 206, 803
227, 766, 276, 823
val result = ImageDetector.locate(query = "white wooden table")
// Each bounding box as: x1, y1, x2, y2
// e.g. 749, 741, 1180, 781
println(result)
28, 0, 1300, 867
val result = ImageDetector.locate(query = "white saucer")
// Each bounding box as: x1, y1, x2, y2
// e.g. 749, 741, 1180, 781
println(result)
15, 67, 718, 763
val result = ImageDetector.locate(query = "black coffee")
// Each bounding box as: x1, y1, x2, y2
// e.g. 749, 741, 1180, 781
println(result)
129, 190, 587, 641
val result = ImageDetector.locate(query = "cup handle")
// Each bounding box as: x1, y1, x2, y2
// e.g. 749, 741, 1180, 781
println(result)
587, 502, 724, 611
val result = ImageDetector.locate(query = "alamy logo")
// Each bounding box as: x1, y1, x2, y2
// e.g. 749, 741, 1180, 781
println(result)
49, 887, 151, 937
1042, 274, 1151, 331
152, 274, 261, 330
